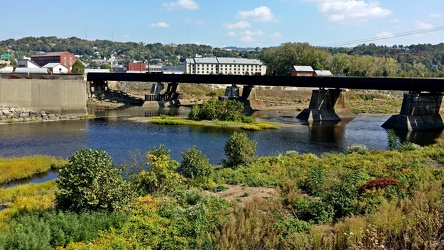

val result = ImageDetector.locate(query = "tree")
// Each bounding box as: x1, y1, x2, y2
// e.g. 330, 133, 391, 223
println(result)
177, 146, 213, 179
223, 132, 257, 168
100, 63, 113, 72
71, 59, 85, 74
260, 42, 330, 75
133, 145, 182, 194
55, 148, 134, 213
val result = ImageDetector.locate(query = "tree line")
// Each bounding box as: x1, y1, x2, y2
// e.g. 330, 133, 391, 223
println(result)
1, 36, 444, 77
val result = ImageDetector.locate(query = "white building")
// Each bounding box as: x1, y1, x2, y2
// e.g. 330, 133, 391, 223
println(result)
43, 63, 68, 74
17, 59, 41, 68
185, 57, 266, 75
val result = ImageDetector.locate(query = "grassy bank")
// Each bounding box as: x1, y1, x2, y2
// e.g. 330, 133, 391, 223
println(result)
0, 139, 443, 249
149, 116, 280, 130
0, 155, 66, 184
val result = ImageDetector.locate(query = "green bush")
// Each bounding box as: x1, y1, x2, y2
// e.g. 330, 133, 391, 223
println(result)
387, 129, 398, 150
223, 132, 257, 168
345, 144, 369, 155
55, 148, 134, 213
133, 145, 183, 195
188, 98, 244, 121
0, 211, 129, 249
177, 146, 214, 182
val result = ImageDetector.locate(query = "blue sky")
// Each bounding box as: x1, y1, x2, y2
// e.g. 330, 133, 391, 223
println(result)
2, 0, 444, 48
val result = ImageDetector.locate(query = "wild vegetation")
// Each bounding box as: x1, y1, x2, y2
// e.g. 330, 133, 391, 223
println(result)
0, 155, 66, 184
0, 131, 444, 249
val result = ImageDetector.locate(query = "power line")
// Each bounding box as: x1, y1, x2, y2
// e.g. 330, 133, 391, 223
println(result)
324, 26, 444, 47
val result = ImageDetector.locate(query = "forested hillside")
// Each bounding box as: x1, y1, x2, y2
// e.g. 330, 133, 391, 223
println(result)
1, 36, 444, 77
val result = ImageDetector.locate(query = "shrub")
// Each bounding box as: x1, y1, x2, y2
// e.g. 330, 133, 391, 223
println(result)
0, 211, 129, 249
223, 132, 257, 168
398, 141, 421, 151
387, 129, 398, 150
188, 98, 244, 121
55, 148, 134, 213
133, 145, 183, 195
177, 146, 213, 180
345, 144, 369, 155
360, 178, 398, 192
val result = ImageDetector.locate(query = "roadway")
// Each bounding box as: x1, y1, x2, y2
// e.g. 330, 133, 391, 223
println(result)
87, 73, 444, 93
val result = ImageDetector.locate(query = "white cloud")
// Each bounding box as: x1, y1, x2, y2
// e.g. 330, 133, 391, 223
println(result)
150, 22, 170, 28
186, 19, 204, 25
239, 30, 265, 43
415, 21, 433, 29
227, 31, 237, 36
163, 0, 199, 10
376, 31, 394, 38
270, 32, 283, 40
430, 13, 442, 18
226, 30, 265, 43
223, 21, 251, 29
236, 6, 276, 22
309, 0, 391, 23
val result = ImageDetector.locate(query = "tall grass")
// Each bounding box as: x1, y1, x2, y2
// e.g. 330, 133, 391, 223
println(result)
1, 140, 444, 249
0, 155, 66, 184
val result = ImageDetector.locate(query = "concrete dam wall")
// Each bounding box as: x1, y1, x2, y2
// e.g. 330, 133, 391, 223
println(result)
0, 74, 87, 116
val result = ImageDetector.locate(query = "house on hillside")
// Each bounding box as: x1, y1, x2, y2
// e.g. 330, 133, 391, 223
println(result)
43, 63, 68, 74
31, 51, 77, 72
291, 66, 315, 77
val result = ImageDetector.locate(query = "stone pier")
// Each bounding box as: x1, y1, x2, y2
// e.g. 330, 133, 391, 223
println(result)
382, 92, 444, 130
296, 88, 354, 121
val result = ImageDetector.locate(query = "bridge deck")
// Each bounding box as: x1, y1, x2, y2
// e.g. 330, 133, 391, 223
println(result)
87, 73, 444, 93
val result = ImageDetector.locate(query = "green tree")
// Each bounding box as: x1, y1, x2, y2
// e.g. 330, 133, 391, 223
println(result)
55, 148, 134, 213
134, 145, 183, 194
100, 63, 113, 72
71, 59, 85, 74
260, 42, 329, 75
177, 146, 213, 180
223, 132, 257, 168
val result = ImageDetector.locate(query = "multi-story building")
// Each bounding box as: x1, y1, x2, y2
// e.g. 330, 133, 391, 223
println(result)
185, 57, 266, 75
31, 51, 77, 71
126, 62, 146, 72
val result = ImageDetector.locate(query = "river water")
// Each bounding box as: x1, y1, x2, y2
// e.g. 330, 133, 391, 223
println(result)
1, 107, 444, 186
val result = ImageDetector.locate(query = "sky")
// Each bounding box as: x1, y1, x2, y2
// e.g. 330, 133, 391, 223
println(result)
1, 0, 444, 48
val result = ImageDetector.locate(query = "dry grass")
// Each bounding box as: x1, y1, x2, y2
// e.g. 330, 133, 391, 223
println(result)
0, 155, 66, 184
214, 184, 278, 205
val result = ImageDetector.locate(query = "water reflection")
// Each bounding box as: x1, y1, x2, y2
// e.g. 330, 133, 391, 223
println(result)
2, 107, 444, 188
0, 120, 88, 159
395, 129, 444, 146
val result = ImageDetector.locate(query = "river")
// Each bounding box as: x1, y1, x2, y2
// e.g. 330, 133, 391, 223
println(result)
1, 106, 444, 186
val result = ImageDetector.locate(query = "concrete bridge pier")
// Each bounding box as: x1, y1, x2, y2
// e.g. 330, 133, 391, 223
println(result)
150, 82, 164, 94
296, 88, 354, 121
382, 92, 444, 130
144, 82, 180, 108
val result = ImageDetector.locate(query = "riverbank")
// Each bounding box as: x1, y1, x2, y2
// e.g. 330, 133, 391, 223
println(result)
1, 139, 444, 249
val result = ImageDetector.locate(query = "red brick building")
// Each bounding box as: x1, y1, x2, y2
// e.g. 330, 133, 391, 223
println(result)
31, 52, 77, 71
126, 62, 146, 72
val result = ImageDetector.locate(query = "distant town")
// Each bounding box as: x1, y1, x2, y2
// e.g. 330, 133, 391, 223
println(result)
1, 36, 444, 77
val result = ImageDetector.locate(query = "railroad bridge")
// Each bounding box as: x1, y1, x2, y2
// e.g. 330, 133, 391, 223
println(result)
87, 73, 444, 131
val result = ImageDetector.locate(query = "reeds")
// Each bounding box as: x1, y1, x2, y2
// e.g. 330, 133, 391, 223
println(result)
0, 155, 66, 184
